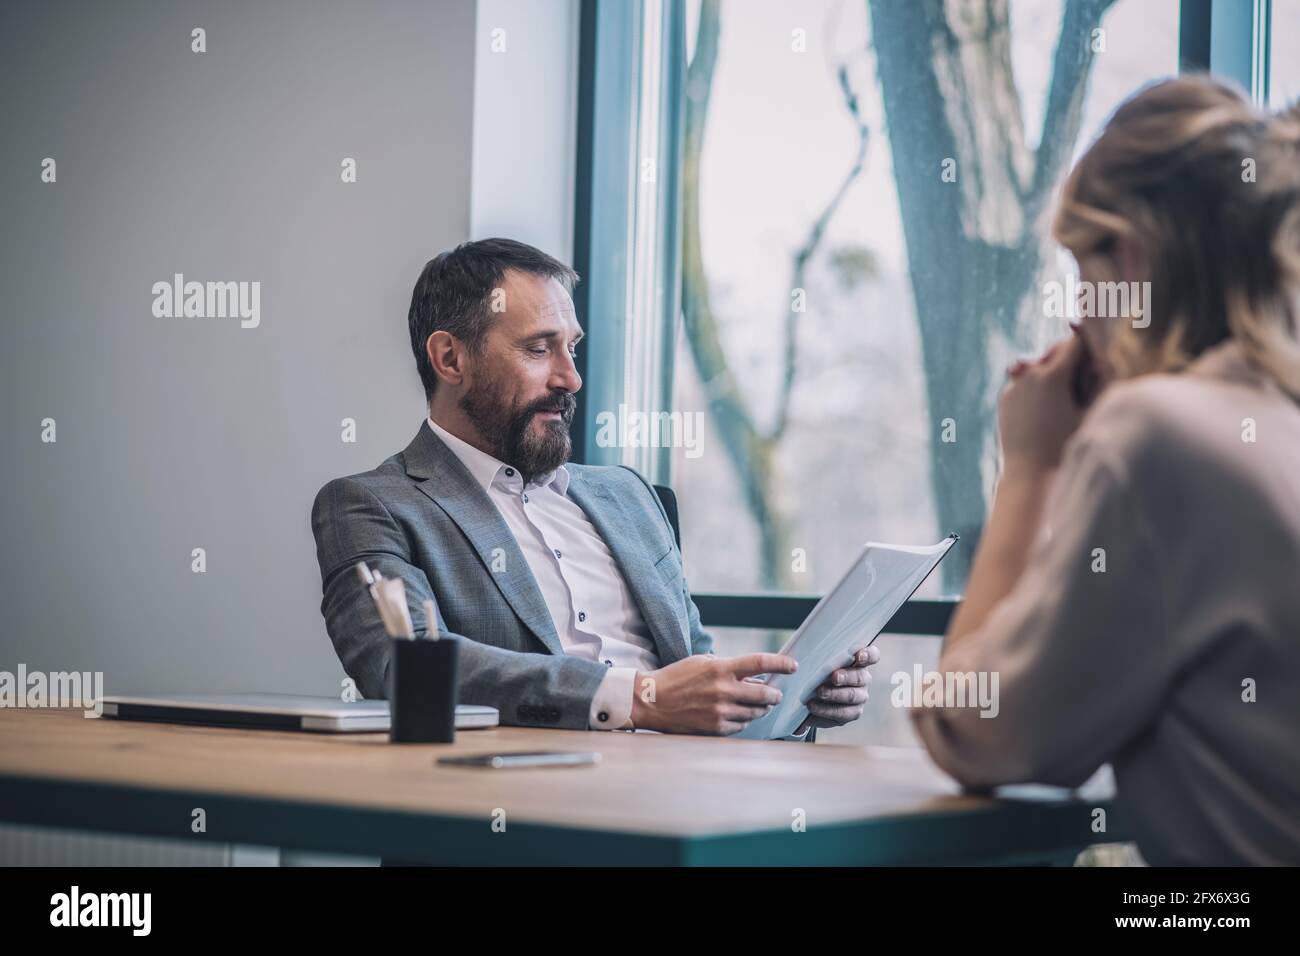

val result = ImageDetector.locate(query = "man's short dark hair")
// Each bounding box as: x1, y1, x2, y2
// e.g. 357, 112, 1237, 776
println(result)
408, 238, 580, 401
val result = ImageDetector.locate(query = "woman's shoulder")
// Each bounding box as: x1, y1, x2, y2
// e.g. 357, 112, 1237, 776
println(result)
1086, 371, 1206, 431
1074, 360, 1294, 485
1080, 372, 1199, 443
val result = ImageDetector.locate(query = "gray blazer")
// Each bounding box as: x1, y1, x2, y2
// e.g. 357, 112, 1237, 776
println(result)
311, 422, 713, 729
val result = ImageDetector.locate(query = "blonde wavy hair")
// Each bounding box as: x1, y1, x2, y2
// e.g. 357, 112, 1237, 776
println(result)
1053, 75, 1300, 400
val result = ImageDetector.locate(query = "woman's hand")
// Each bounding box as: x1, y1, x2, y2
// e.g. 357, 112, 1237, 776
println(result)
998, 328, 1089, 473
947, 330, 1090, 646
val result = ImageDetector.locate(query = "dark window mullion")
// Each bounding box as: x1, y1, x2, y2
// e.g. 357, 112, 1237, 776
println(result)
695, 594, 955, 636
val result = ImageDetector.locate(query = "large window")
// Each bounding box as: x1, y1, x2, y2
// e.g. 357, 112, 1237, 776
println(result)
671, 0, 1180, 602
575, 0, 1287, 744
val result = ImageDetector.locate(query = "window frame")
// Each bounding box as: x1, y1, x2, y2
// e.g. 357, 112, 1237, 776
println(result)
570, 0, 684, 481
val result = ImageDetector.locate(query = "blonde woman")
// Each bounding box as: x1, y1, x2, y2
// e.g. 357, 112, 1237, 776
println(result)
912, 77, 1300, 865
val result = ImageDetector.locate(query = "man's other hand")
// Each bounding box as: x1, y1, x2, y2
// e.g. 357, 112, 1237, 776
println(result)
796, 644, 881, 734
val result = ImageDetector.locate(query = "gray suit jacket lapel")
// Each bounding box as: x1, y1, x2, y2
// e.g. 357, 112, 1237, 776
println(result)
401, 425, 564, 656
566, 470, 689, 664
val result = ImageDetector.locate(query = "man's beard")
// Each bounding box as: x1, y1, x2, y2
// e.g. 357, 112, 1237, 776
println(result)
459, 377, 575, 485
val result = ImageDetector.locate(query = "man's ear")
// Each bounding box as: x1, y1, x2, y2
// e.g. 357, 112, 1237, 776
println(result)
426, 330, 465, 388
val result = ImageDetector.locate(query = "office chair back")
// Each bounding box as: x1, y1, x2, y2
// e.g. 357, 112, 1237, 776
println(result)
652, 485, 680, 550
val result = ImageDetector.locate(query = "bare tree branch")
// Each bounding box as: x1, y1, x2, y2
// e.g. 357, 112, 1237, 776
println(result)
1026, 0, 1120, 224
868, 0, 1113, 586
772, 61, 871, 441
681, 0, 790, 586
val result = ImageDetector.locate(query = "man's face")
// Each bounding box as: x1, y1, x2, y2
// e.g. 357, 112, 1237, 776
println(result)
457, 270, 583, 482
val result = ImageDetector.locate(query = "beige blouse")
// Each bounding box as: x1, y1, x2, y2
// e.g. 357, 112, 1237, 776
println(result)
912, 339, 1300, 865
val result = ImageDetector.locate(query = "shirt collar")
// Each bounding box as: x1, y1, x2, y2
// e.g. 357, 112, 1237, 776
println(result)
425, 417, 569, 495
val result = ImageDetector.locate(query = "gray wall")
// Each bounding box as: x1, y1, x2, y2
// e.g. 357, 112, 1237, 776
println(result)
0, 0, 477, 698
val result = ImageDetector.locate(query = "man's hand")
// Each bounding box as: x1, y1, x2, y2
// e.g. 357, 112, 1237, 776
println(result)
796, 644, 881, 734
631, 653, 797, 735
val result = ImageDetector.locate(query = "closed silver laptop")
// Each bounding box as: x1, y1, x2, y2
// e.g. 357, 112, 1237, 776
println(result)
100, 693, 498, 733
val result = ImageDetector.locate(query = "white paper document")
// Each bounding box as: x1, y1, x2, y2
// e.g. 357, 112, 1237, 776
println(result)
735, 535, 958, 740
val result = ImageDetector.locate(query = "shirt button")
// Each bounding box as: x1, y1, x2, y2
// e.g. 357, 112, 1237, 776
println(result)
604, 659, 613, 667
598, 711, 609, 723
522, 494, 529, 503
578, 611, 586, 622
505, 468, 514, 477
554, 548, 562, 559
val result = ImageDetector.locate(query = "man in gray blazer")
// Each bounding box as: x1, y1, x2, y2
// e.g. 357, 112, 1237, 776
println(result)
312, 238, 879, 735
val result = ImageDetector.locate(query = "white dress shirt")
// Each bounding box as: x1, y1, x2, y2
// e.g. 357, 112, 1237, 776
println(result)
426, 417, 660, 730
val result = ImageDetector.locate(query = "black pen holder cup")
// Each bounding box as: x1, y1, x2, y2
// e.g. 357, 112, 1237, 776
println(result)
388, 637, 459, 744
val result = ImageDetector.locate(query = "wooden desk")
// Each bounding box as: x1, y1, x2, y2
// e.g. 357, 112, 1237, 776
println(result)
0, 709, 1119, 865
